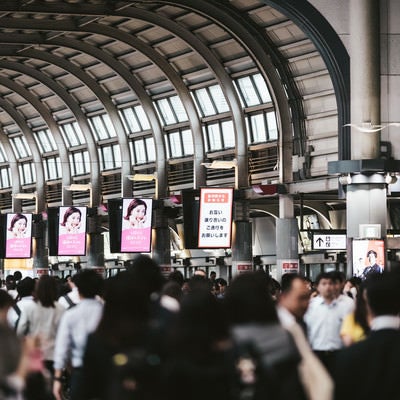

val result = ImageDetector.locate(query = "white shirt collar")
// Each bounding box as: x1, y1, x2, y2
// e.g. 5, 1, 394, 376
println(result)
371, 315, 400, 331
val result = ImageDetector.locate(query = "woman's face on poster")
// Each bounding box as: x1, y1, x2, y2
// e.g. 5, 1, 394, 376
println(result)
129, 204, 146, 226
66, 211, 81, 229
13, 218, 27, 235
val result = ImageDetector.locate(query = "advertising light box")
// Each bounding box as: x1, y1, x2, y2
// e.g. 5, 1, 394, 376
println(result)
198, 188, 233, 248
57, 206, 87, 256
352, 239, 385, 279
5, 213, 33, 258
120, 198, 153, 253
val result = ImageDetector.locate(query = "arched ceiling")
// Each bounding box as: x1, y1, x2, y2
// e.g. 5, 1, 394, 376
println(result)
0, 0, 347, 212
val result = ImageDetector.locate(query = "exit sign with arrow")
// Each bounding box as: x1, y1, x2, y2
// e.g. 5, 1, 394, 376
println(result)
312, 233, 347, 250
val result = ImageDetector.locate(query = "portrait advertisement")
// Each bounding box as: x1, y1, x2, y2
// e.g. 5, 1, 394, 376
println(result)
120, 198, 153, 253
5, 213, 32, 258
352, 239, 385, 279
57, 206, 87, 256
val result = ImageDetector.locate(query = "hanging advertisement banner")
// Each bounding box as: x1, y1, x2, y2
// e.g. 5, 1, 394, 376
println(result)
5, 213, 33, 258
120, 198, 153, 253
198, 188, 233, 248
57, 206, 87, 256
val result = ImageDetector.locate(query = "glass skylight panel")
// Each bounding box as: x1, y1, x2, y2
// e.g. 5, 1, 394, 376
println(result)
134, 139, 146, 164
195, 88, 216, 116
45, 157, 61, 180
60, 122, 86, 147
250, 113, 267, 143
266, 111, 278, 139
157, 98, 176, 125
221, 120, 235, 148
182, 129, 194, 155
209, 85, 230, 113
11, 136, 31, 158
145, 137, 156, 161
0, 144, 7, 163
19, 162, 35, 185
253, 74, 272, 103
100, 145, 114, 170
0, 167, 10, 188
135, 105, 150, 130
120, 107, 141, 133
35, 129, 58, 153
207, 123, 222, 151
89, 114, 116, 141
170, 96, 188, 122
70, 151, 90, 176
237, 76, 260, 107
169, 131, 183, 157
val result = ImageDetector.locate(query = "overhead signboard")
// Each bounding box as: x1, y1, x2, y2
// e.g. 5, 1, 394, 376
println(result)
312, 233, 346, 250
198, 187, 233, 248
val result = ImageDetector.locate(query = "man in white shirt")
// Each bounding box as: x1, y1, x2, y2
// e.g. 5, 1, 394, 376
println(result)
58, 275, 80, 309
53, 269, 104, 400
304, 272, 354, 375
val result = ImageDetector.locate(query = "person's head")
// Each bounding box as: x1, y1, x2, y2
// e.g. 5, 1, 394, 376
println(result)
194, 269, 206, 278
13, 271, 22, 283
35, 275, 58, 307
224, 272, 278, 325
167, 270, 184, 287
315, 272, 334, 300
329, 270, 346, 297
126, 255, 165, 298
124, 199, 147, 226
365, 271, 400, 317
0, 290, 14, 323
367, 250, 377, 266
96, 271, 150, 346
61, 207, 81, 227
5, 275, 15, 291
209, 271, 216, 281
8, 213, 27, 235
74, 269, 104, 299
279, 274, 311, 319
17, 277, 35, 298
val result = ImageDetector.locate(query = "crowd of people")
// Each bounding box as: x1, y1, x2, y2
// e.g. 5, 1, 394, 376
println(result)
0, 260, 400, 400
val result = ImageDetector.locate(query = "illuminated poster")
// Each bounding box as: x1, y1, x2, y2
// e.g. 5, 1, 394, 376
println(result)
57, 206, 87, 256
198, 188, 233, 248
5, 213, 32, 258
352, 239, 385, 279
121, 198, 153, 253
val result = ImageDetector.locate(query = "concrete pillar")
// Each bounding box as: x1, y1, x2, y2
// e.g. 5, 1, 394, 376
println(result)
276, 195, 299, 282
350, 0, 380, 159
231, 197, 252, 276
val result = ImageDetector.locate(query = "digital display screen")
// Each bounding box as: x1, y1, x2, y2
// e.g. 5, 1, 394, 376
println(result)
5, 213, 32, 258
352, 239, 385, 279
198, 188, 233, 248
57, 206, 87, 256
120, 198, 153, 253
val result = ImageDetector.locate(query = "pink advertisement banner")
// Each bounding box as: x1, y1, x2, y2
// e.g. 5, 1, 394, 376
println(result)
5, 213, 32, 258
120, 198, 153, 253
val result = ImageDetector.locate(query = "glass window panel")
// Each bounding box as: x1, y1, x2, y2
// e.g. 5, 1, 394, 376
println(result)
101, 146, 114, 170
20, 163, 34, 185
134, 139, 146, 164
221, 120, 235, 148
11, 136, 30, 158
207, 123, 222, 150
250, 114, 267, 143
145, 137, 156, 161
90, 116, 109, 140
209, 85, 229, 113
70, 151, 90, 175
73, 122, 86, 145
237, 76, 259, 107
182, 129, 194, 155
170, 96, 188, 122
195, 88, 215, 116
157, 99, 176, 125
45, 157, 61, 180
0, 168, 10, 188
233, 81, 245, 108
129, 140, 135, 162
35, 129, 57, 153
169, 131, 183, 157
0, 144, 7, 163
82, 151, 90, 174
245, 116, 251, 143
135, 105, 150, 130
253, 74, 272, 103
266, 111, 278, 140
102, 114, 117, 138
120, 107, 140, 134
164, 136, 170, 159
61, 123, 79, 146
113, 144, 121, 168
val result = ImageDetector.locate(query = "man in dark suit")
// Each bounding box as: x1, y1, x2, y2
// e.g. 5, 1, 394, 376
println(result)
333, 271, 400, 400
361, 249, 382, 279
